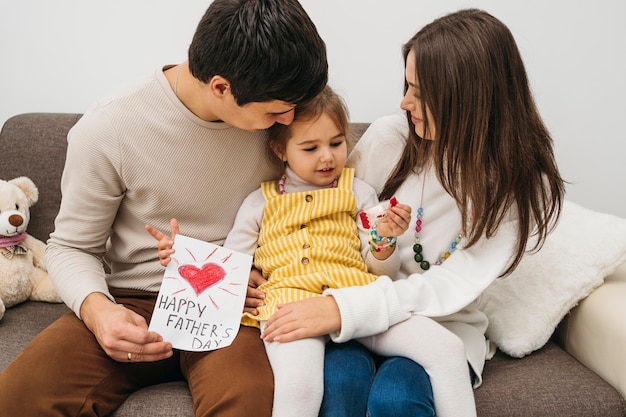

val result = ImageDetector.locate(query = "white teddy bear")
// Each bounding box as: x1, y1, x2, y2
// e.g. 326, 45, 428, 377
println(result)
0, 176, 61, 320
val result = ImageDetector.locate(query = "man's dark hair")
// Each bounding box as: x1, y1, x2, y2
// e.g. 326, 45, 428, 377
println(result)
189, 0, 328, 106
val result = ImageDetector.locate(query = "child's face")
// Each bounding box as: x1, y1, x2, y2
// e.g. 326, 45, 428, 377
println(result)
281, 112, 347, 186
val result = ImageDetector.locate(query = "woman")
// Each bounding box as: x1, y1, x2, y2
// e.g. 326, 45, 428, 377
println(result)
259, 9, 565, 416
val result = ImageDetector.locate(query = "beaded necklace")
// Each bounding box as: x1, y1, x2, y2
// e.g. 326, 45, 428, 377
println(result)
277, 175, 338, 195
413, 172, 463, 270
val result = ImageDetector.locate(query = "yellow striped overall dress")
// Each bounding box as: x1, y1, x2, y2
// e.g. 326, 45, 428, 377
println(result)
241, 168, 378, 327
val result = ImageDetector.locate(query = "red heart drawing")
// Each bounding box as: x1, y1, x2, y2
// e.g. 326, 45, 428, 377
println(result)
178, 263, 226, 295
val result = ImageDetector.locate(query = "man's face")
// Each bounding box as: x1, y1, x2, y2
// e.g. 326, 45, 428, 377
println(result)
220, 91, 296, 131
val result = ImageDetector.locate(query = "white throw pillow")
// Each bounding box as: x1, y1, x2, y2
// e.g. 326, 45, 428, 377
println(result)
478, 200, 626, 358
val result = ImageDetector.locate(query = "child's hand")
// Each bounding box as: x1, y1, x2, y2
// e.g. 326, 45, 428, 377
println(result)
145, 218, 180, 266
376, 201, 412, 237
244, 268, 267, 316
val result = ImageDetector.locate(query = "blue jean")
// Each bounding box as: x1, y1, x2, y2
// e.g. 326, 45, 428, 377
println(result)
320, 340, 435, 417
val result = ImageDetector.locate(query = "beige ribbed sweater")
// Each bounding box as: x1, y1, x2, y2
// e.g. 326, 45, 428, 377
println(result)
46, 68, 276, 316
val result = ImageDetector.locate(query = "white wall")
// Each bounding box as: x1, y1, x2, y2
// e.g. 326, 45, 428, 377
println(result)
1, 0, 625, 217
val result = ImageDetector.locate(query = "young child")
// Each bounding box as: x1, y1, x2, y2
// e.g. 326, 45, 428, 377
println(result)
148, 86, 468, 417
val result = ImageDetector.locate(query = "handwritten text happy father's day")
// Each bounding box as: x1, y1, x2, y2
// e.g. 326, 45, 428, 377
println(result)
149, 235, 252, 351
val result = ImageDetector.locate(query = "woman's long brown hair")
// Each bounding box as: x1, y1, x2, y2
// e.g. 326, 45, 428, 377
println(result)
380, 9, 565, 276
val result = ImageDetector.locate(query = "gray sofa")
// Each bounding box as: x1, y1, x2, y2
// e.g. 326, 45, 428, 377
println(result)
1, 112, 625, 416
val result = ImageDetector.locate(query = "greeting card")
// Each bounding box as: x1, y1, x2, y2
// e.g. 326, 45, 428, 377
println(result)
149, 234, 252, 351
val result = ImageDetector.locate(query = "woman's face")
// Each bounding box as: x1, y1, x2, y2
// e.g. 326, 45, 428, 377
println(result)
400, 50, 435, 140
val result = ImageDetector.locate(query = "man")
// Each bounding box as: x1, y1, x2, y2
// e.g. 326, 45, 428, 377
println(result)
0, 1, 327, 415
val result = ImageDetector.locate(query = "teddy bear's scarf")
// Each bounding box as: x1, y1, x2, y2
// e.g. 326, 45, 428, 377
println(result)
0, 231, 28, 259
0, 231, 27, 248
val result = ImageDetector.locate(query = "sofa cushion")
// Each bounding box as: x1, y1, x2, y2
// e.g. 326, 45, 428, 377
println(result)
0, 301, 70, 370
112, 382, 193, 417
479, 200, 626, 358
556, 262, 626, 400
476, 341, 626, 416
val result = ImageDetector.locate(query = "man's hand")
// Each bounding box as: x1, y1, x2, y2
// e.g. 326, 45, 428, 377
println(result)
244, 268, 266, 315
261, 296, 341, 343
80, 292, 173, 362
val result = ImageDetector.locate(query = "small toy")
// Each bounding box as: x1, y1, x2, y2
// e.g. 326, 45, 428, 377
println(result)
0, 177, 61, 320
359, 197, 398, 229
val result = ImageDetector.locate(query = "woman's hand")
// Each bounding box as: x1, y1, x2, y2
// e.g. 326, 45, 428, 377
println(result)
261, 296, 342, 343
145, 218, 180, 266
245, 268, 266, 315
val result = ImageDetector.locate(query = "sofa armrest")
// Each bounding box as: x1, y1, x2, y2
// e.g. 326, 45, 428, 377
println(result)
555, 260, 626, 399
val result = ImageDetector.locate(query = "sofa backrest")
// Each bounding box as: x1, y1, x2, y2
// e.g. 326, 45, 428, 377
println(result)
0, 113, 81, 242
0, 113, 371, 244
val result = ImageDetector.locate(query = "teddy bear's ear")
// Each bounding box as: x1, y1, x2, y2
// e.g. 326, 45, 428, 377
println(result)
9, 176, 39, 206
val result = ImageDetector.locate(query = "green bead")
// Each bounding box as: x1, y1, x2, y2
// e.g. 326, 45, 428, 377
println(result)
414, 253, 423, 262
413, 243, 423, 254
420, 260, 430, 270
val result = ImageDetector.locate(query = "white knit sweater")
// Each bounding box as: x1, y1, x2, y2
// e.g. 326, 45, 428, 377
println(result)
327, 113, 520, 384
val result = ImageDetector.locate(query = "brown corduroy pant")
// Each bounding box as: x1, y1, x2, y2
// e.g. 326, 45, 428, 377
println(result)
0, 289, 274, 417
